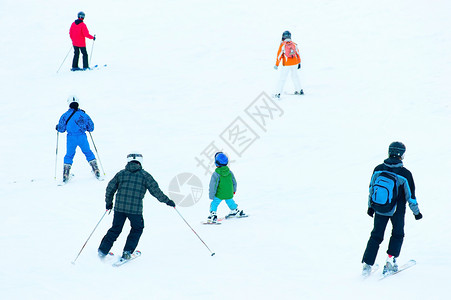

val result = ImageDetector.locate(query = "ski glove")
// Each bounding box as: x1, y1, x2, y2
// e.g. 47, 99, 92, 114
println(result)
93, 35, 96, 41
367, 207, 375, 218
106, 202, 113, 210
166, 200, 176, 207
274, 65, 278, 70
298, 63, 301, 69
55, 125, 58, 131
414, 212, 423, 220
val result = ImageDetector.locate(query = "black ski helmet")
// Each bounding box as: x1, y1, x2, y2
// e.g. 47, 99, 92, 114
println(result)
388, 141, 406, 158
282, 31, 291, 41
78, 11, 85, 19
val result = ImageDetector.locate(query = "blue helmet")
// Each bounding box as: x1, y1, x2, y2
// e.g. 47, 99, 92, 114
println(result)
215, 152, 228, 167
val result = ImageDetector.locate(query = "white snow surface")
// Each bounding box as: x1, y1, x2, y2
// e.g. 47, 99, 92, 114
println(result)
1, 0, 451, 299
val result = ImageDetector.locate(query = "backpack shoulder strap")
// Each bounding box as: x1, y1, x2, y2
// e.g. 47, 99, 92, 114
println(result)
65, 109, 78, 125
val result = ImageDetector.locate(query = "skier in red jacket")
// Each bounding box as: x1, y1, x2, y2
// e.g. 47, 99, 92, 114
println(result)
69, 11, 95, 71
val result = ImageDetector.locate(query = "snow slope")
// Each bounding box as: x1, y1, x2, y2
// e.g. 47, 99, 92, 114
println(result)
1, 0, 451, 299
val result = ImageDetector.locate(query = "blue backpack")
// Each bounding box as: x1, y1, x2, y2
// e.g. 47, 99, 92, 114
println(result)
370, 171, 398, 214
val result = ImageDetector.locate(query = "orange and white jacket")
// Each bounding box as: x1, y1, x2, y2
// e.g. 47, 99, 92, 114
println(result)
275, 40, 301, 67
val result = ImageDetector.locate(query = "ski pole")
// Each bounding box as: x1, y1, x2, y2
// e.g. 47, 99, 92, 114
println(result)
72, 209, 110, 264
88, 132, 105, 175
57, 45, 73, 73
173, 207, 215, 256
54, 131, 59, 180
89, 36, 95, 67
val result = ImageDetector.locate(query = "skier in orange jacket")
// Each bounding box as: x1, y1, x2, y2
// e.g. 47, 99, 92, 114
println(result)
274, 31, 303, 98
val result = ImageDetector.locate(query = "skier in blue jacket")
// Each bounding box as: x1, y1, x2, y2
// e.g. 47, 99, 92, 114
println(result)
56, 95, 100, 182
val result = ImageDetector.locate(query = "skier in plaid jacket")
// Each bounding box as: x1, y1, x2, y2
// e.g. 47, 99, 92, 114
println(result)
98, 152, 175, 260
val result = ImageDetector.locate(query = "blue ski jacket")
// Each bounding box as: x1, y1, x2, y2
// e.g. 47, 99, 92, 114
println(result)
56, 109, 94, 136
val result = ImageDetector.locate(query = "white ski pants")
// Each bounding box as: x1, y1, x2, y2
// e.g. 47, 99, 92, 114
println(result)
276, 65, 302, 94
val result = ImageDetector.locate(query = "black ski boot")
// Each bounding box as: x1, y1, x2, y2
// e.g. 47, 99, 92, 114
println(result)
122, 251, 132, 260
63, 164, 71, 183
89, 159, 101, 179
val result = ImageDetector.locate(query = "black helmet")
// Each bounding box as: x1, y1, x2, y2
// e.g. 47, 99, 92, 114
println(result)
388, 141, 406, 158
282, 31, 291, 41
78, 11, 85, 19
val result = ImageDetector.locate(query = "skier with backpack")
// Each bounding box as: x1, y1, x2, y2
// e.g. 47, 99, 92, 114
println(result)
69, 11, 95, 71
273, 30, 303, 98
206, 152, 247, 223
56, 95, 100, 183
361, 142, 423, 276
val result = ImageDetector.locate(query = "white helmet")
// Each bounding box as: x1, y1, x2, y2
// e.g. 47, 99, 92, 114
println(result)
67, 95, 79, 105
127, 152, 143, 164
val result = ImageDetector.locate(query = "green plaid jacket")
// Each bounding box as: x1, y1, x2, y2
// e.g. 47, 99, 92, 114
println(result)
106, 162, 171, 214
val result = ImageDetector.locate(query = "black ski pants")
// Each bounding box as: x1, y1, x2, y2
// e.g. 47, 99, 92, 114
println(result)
362, 208, 405, 266
72, 46, 89, 69
98, 211, 144, 254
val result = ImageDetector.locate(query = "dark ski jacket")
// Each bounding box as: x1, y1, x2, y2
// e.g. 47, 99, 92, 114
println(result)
368, 157, 420, 216
106, 162, 172, 214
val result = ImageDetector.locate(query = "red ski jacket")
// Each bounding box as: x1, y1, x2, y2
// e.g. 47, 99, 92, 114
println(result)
69, 19, 94, 47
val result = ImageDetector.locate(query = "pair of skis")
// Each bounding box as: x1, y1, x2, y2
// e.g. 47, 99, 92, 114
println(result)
363, 259, 416, 280
57, 172, 104, 186
70, 64, 108, 72
202, 214, 249, 225
101, 251, 142, 267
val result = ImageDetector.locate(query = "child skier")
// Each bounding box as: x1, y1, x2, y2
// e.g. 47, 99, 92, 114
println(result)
273, 30, 303, 98
207, 152, 246, 223
56, 95, 100, 183
361, 142, 423, 277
